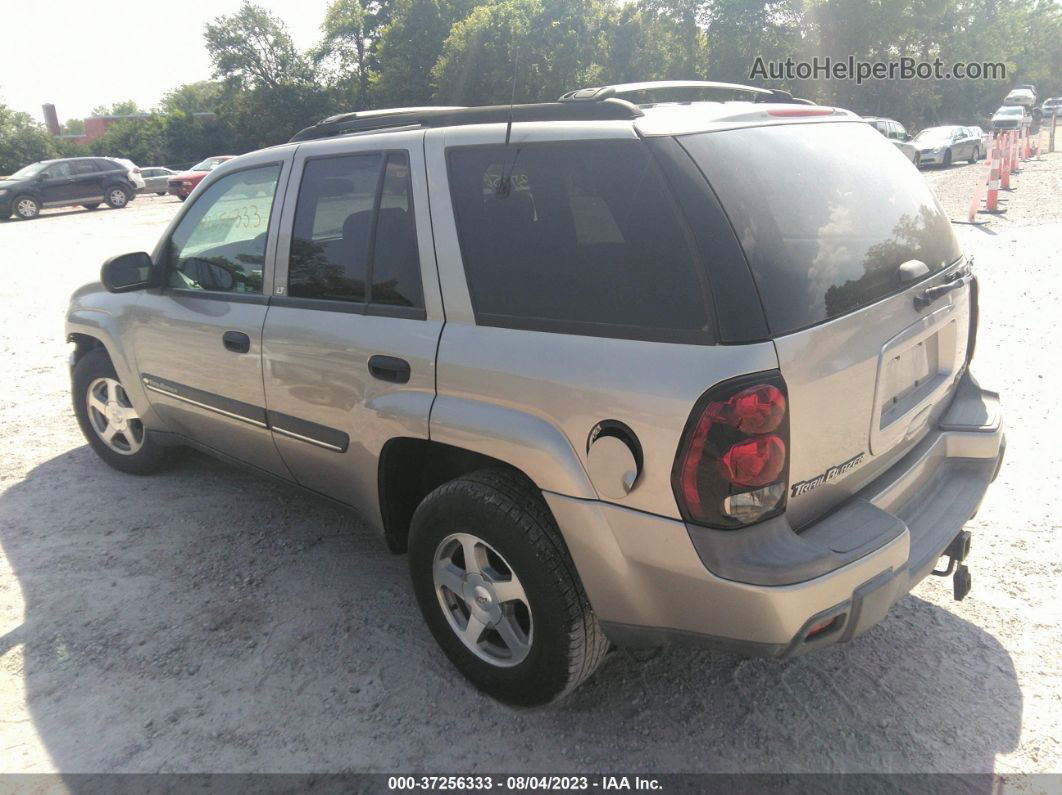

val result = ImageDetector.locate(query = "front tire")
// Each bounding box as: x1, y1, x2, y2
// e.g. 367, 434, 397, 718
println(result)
72, 348, 177, 475
12, 195, 40, 220
82, 203, 100, 210
408, 469, 608, 706
969, 147, 980, 164
104, 185, 131, 209
943, 150, 953, 168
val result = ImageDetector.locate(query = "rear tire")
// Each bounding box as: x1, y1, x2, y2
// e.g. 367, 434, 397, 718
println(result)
177, 195, 187, 202
12, 195, 40, 220
156, 191, 166, 196
408, 469, 608, 706
104, 185, 131, 209
72, 348, 178, 475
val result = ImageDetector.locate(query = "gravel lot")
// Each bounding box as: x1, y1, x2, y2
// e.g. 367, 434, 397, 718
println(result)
1, 147, 1060, 776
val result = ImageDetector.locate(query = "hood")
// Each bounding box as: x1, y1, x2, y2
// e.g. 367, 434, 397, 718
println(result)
173, 170, 208, 180
0, 178, 25, 189
914, 140, 949, 151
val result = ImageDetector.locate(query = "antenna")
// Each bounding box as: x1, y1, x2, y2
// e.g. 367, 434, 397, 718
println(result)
504, 43, 519, 146
497, 41, 520, 198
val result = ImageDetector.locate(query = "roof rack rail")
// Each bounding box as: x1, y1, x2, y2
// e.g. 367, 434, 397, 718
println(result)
289, 99, 643, 143
558, 80, 774, 103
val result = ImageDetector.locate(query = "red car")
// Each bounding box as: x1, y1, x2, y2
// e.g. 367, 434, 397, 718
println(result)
167, 155, 235, 201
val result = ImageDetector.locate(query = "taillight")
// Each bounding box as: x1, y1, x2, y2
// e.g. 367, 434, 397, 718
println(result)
672, 371, 790, 529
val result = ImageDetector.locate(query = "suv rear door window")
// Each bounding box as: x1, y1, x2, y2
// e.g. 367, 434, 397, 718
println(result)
680, 122, 961, 336
288, 152, 423, 310
447, 141, 711, 342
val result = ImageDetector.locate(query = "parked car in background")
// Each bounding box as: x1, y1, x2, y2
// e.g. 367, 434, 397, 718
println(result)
913, 125, 981, 167
862, 116, 918, 164
140, 167, 177, 195
167, 156, 235, 201
1041, 97, 1062, 117
106, 158, 146, 192
991, 106, 1027, 131
1004, 86, 1037, 108
0, 157, 138, 220
66, 84, 1003, 704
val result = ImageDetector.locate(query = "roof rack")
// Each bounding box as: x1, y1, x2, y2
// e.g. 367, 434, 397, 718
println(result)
557, 80, 815, 106
558, 80, 773, 103
289, 99, 643, 143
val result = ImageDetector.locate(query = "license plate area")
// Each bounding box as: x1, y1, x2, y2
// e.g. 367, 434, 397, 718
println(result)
870, 305, 960, 454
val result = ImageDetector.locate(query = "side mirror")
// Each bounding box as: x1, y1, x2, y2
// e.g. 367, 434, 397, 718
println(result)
904, 134, 913, 142
101, 251, 157, 293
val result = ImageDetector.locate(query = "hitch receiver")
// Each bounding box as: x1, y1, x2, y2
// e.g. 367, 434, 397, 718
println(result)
953, 564, 971, 601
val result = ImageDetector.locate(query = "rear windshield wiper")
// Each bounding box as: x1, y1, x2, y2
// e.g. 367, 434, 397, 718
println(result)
914, 267, 971, 310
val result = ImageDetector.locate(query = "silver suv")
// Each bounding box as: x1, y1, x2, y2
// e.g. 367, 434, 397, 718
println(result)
66, 81, 1004, 705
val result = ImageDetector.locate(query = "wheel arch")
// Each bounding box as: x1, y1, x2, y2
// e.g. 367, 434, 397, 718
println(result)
378, 437, 556, 555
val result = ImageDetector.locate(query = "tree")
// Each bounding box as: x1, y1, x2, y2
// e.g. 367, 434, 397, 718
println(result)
91, 114, 169, 165
374, 0, 481, 107
160, 81, 224, 115
432, 0, 611, 105
205, 2, 316, 90
61, 118, 86, 135
315, 0, 390, 109
90, 100, 143, 116
0, 101, 56, 174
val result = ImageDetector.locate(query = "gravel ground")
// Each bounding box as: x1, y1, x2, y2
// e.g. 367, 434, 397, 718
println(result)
0, 151, 1060, 776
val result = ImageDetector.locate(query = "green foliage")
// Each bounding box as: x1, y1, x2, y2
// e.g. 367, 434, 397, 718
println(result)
205, 2, 316, 89
432, 0, 612, 105
91, 100, 143, 116
19, 0, 1058, 171
0, 101, 57, 175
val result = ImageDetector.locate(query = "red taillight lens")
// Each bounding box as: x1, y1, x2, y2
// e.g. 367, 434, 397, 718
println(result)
719, 435, 786, 487
721, 384, 785, 434
672, 372, 790, 529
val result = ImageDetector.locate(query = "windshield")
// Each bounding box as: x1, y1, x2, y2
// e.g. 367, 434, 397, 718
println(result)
680, 121, 960, 335
8, 162, 47, 179
996, 107, 1023, 116
192, 157, 228, 171
915, 127, 958, 143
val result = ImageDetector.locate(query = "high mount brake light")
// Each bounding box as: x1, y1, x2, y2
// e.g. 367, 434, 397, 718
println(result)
672, 372, 790, 529
767, 108, 834, 117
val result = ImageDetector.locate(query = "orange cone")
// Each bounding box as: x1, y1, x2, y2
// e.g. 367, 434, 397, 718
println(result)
984, 141, 1001, 212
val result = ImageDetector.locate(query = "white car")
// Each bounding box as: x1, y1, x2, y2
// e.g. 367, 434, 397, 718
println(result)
106, 157, 146, 191
1003, 88, 1036, 109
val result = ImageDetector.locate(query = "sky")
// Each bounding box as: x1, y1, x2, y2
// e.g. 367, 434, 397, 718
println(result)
1, 0, 334, 124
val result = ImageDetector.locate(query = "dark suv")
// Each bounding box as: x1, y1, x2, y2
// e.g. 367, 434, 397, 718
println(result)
0, 157, 138, 220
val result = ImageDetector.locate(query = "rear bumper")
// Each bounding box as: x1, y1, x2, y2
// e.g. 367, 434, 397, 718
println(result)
545, 370, 1003, 657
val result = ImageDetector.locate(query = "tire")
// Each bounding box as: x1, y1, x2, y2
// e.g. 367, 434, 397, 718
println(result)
82, 203, 101, 210
943, 150, 952, 168
177, 195, 187, 202
408, 469, 608, 706
969, 147, 980, 164
156, 191, 166, 196
11, 195, 40, 220
72, 348, 178, 475
104, 185, 131, 209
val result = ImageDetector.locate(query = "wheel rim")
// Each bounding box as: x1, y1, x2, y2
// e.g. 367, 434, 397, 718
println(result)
86, 377, 144, 455
433, 532, 533, 667
109, 189, 127, 206
16, 199, 37, 218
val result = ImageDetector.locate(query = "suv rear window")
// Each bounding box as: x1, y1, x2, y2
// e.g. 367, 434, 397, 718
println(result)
680, 122, 961, 336
447, 140, 712, 342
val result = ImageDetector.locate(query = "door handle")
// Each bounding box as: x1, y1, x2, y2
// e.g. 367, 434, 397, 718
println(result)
222, 331, 251, 353
368, 355, 410, 384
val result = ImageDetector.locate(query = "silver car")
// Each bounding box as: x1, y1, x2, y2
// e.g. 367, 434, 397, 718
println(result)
914, 125, 983, 167
66, 82, 1004, 705
862, 116, 918, 164
139, 167, 177, 195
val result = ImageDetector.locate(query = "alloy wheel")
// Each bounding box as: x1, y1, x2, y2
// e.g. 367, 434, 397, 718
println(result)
86, 377, 144, 455
433, 532, 533, 667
